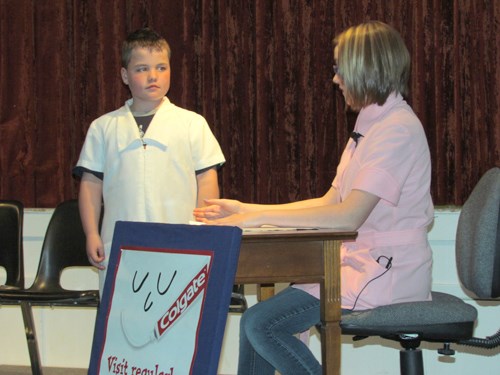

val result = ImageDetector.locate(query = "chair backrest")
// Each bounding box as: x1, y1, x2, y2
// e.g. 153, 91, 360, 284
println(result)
29, 199, 90, 292
0, 200, 24, 289
456, 167, 500, 298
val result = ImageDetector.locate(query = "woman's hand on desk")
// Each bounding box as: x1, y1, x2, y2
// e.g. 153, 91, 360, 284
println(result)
193, 199, 259, 228
200, 212, 258, 228
194, 198, 242, 220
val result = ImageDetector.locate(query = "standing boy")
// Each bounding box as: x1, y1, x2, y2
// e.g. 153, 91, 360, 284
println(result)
74, 28, 225, 293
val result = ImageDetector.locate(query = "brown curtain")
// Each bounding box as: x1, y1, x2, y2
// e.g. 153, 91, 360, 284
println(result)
0, 0, 498, 207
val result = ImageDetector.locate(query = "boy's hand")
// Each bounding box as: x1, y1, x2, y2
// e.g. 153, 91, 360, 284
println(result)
85, 233, 106, 270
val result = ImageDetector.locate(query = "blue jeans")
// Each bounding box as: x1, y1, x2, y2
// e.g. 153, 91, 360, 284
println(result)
237, 286, 322, 375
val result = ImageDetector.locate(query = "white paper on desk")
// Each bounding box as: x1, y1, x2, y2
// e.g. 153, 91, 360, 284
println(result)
189, 222, 318, 233
243, 225, 318, 233
189, 220, 205, 225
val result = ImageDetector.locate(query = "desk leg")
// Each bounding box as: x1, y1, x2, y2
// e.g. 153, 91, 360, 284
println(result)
257, 284, 275, 301
320, 239, 341, 375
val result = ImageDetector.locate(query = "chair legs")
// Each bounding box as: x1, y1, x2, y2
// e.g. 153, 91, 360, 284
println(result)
20, 302, 43, 375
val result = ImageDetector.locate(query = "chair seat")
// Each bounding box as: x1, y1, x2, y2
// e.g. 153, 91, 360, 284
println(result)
0, 285, 23, 291
341, 292, 478, 341
0, 288, 99, 306
0, 286, 25, 305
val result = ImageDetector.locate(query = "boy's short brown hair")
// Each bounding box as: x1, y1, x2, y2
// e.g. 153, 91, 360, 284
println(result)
121, 28, 171, 68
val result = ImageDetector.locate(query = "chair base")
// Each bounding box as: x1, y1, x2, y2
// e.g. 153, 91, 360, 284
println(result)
400, 348, 423, 375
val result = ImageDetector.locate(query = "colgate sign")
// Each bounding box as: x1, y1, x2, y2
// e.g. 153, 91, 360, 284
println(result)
156, 265, 208, 337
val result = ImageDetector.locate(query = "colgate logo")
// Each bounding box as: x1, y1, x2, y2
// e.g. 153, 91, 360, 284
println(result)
156, 265, 208, 337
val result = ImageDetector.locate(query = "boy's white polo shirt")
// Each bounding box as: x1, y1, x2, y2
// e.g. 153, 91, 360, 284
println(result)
76, 97, 225, 279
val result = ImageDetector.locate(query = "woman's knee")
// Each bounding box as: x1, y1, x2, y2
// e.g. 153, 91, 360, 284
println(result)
241, 302, 268, 334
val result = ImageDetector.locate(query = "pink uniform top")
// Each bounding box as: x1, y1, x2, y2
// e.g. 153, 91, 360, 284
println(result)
295, 93, 433, 310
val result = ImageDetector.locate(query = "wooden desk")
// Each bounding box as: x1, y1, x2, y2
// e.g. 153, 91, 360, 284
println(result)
235, 229, 357, 375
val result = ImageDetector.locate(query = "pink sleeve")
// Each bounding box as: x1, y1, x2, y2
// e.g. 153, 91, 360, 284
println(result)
353, 167, 401, 205
351, 120, 419, 205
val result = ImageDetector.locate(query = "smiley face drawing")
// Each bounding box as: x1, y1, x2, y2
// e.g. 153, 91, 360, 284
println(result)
116, 248, 212, 349
131, 269, 178, 312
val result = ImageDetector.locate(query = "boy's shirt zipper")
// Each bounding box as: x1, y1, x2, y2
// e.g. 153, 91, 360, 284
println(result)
138, 124, 147, 149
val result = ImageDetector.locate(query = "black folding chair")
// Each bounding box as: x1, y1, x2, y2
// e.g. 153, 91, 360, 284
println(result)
0, 199, 99, 375
0, 200, 24, 290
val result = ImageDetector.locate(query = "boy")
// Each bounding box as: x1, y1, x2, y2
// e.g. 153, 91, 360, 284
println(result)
74, 28, 225, 293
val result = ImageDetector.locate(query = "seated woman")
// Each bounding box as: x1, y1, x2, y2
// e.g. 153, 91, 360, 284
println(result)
194, 20, 434, 375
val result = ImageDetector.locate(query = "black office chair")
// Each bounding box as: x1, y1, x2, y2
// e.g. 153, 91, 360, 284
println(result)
0, 199, 100, 375
0, 200, 24, 290
340, 167, 500, 375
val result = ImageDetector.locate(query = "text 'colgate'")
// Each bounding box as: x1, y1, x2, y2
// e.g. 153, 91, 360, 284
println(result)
156, 265, 208, 338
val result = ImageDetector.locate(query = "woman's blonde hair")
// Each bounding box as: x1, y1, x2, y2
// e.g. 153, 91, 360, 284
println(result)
334, 21, 410, 110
